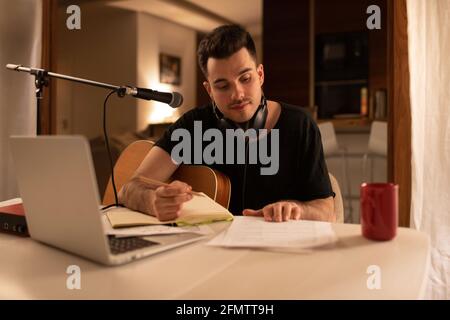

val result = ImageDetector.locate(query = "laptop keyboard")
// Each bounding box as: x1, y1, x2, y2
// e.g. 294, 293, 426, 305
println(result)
108, 236, 158, 255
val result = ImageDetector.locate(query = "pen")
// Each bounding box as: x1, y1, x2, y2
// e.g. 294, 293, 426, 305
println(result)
135, 175, 205, 197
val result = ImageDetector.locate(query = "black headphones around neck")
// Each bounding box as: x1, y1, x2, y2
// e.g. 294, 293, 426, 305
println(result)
212, 95, 268, 131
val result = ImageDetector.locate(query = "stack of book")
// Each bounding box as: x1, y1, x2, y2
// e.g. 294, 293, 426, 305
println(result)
0, 198, 28, 237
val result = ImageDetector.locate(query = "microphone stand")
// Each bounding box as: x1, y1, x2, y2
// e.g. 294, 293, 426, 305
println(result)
7, 64, 127, 135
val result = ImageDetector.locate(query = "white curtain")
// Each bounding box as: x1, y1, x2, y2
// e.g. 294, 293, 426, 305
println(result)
407, 0, 450, 299
0, 0, 42, 201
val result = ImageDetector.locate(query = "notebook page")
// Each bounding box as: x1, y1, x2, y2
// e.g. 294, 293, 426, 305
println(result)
106, 193, 232, 227
181, 192, 231, 216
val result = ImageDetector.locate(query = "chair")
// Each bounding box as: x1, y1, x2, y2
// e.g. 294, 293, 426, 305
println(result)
329, 173, 344, 223
362, 121, 387, 182
318, 122, 352, 222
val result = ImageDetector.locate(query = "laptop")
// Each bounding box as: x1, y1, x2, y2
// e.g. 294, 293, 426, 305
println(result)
9, 135, 205, 265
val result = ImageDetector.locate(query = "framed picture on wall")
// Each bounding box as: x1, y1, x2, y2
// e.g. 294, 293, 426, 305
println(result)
159, 53, 181, 85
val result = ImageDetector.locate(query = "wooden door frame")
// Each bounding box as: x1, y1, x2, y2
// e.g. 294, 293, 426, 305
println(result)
40, 0, 57, 134
387, 0, 411, 227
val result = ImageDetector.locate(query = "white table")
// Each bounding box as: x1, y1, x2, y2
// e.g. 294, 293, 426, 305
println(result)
0, 217, 429, 299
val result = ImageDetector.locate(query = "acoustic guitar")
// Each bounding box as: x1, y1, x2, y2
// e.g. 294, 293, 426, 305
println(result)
102, 140, 231, 209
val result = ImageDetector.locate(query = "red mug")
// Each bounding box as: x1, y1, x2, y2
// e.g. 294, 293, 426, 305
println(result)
360, 183, 398, 241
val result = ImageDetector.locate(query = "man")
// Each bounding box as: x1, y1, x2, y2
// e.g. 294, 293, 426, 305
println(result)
119, 25, 335, 223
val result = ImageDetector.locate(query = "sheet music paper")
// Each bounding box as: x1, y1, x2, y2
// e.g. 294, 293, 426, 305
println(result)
208, 216, 337, 249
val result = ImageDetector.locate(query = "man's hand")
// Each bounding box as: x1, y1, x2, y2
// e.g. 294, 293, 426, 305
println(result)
153, 180, 193, 221
243, 201, 303, 222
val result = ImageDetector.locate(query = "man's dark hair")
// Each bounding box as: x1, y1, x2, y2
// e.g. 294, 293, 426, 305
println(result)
197, 24, 257, 77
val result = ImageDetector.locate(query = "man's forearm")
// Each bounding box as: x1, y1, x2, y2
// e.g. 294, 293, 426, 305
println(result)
118, 179, 155, 215
291, 197, 335, 222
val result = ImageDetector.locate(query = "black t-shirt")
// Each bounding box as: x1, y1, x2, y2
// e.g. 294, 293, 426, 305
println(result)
156, 101, 334, 215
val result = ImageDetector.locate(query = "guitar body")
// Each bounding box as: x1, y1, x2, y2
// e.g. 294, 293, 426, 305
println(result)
102, 140, 231, 209
171, 165, 231, 210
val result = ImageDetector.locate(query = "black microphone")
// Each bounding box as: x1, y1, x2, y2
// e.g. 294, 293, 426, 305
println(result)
123, 86, 183, 108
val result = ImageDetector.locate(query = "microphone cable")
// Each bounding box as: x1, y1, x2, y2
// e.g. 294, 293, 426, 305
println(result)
241, 137, 249, 213
101, 89, 124, 211
241, 118, 252, 213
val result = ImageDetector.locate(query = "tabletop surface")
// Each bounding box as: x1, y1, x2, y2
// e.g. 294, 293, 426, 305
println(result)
0, 216, 430, 300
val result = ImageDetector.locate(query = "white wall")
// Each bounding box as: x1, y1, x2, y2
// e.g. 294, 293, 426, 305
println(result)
55, 4, 198, 138
55, 3, 138, 139
136, 13, 197, 129
0, 0, 42, 201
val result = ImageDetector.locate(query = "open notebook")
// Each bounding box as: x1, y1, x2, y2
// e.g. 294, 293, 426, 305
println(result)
106, 192, 233, 228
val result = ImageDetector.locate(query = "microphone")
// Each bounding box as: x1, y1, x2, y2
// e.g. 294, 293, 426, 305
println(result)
123, 86, 183, 108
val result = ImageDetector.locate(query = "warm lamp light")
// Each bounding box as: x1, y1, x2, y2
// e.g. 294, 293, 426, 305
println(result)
145, 82, 177, 123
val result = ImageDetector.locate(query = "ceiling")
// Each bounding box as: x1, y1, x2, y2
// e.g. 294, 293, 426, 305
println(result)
186, 0, 262, 33
108, 0, 262, 36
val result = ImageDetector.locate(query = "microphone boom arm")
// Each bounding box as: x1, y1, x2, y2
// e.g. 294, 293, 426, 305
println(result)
7, 63, 123, 94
